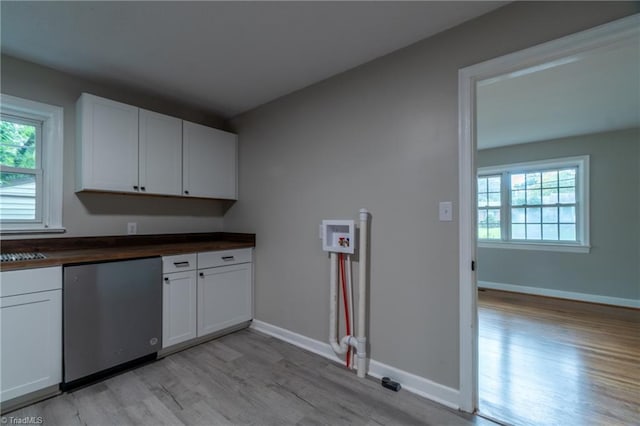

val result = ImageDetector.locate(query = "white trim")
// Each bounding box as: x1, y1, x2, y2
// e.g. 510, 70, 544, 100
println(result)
479, 281, 640, 309
478, 241, 590, 254
458, 14, 640, 414
250, 320, 460, 410
0, 94, 64, 234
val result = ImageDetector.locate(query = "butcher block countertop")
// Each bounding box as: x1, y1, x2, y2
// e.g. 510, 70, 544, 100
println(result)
0, 232, 255, 272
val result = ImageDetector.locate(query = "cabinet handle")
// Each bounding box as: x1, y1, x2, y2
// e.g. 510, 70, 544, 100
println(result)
221, 256, 235, 261
173, 261, 190, 267
141, 186, 146, 191
184, 190, 189, 195
164, 277, 169, 283
133, 185, 139, 191
199, 272, 204, 277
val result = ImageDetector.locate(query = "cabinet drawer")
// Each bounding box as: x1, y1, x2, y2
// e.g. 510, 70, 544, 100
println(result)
1, 267, 62, 298
197, 248, 252, 269
162, 253, 197, 273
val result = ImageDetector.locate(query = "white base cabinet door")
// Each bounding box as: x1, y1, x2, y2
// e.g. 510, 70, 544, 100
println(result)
197, 263, 252, 337
162, 270, 198, 348
1, 289, 62, 402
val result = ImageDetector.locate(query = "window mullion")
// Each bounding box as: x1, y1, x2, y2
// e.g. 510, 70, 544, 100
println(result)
502, 171, 510, 242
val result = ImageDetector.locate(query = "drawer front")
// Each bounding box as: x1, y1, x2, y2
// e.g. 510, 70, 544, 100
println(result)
162, 253, 197, 273
1, 266, 62, 298
197, 248, 252, 269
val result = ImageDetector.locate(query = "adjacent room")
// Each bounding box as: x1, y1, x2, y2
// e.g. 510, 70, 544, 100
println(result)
1, 2, 638, 425
474, 37, 639, 425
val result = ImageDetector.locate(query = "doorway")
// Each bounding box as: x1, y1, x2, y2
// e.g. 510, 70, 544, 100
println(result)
457, 13, 639, 422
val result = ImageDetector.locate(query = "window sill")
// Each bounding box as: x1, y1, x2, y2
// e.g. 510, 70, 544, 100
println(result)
1, 227, 66, 236
478, 240, 590, 254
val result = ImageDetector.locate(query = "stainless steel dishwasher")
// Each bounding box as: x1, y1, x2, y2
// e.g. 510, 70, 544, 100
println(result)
63, 257, 162, 388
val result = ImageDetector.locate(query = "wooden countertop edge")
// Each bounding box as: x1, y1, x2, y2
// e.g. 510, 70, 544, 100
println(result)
1, 238, 255, 272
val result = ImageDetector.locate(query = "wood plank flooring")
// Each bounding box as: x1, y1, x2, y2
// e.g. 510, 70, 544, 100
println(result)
6, 329, 494, 426
478, 289, 640, 426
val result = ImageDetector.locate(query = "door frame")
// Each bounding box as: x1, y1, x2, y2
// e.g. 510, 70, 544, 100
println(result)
457, 13, 640, 413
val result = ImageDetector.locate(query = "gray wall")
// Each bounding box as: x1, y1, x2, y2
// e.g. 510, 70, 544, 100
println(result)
478, 129, 639, 301
1, 55, 230, 238
224, 2, 638, 390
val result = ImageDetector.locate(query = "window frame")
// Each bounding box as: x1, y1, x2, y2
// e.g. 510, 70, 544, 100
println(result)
478, 155, 590, 253
0, 94, 64, 234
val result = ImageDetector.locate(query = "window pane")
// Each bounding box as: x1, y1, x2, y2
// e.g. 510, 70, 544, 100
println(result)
487, 209, 500, 224
511, 174, 525, 190
542, 224, 558, 240
526, 207, 541, 223
542, 207, 558, 223
512, 208, 525, 223
0, 172, 36, 220
559, 224, 576, 241
559, 206, 576, 223
0, 120, 37, 169
559, 187, 576, 204
526, 224, 541, 239
478, 227, 488, 239
559, 169, 576, 187
477, 177, 487, 193
542, 171, 558, 188
488, 226, 501, 240
488, 176, 501, 192
512, 190, 526, 206
478, 193, 487, 207
478, 209, 487, 224
526, 172, 541, 189
512, 224, 525, 239
526, 189, 541, 205
542, 188, 558, 204
488, 191, 501, 207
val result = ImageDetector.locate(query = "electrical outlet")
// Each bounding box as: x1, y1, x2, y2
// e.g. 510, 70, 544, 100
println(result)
127, 222, 137, 235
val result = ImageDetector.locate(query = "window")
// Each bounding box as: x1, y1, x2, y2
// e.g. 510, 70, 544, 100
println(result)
477, 156, 589, 253
0, 94, 63, 233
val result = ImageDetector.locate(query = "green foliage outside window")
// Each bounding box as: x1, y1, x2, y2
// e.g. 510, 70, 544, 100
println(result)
1, 120, 37, 185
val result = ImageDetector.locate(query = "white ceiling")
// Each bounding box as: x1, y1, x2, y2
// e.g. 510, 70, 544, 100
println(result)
477, 38, 640, 149
1, 1, 505, 119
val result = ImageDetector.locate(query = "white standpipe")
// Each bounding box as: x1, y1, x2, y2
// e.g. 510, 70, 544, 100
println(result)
356, 208, 368, 378
328, 208, 368, 378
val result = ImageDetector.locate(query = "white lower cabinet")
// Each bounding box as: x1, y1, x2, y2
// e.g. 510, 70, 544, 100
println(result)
1, 267, 62, 403
162, 270, 198, 348
197, 263, 252, 336
162, 249, 253, 349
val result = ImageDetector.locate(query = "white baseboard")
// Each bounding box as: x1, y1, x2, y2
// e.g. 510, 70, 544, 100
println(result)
250, 320, 460, 410
478, 281, 640, 309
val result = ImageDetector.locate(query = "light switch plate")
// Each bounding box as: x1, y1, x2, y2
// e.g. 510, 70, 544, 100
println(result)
439, 202, 453, 221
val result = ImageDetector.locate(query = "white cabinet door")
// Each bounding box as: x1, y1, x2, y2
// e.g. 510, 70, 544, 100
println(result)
162, 270, 197, 348
197, 263, 252, 337
1, 290, 62, 402
183, 121, 237, 200
139, 109, 182, 196
76, 93, 139, 193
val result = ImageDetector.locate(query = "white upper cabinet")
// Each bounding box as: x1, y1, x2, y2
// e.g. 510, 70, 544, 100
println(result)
76, 93, 139, 193
76, 93, 237, 200
183, 121, 237, 200
139, 109, 182, 196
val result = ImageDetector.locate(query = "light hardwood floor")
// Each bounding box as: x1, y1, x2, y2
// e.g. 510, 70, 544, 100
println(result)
6, 329, 493, 426
478, 289, 640, 426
